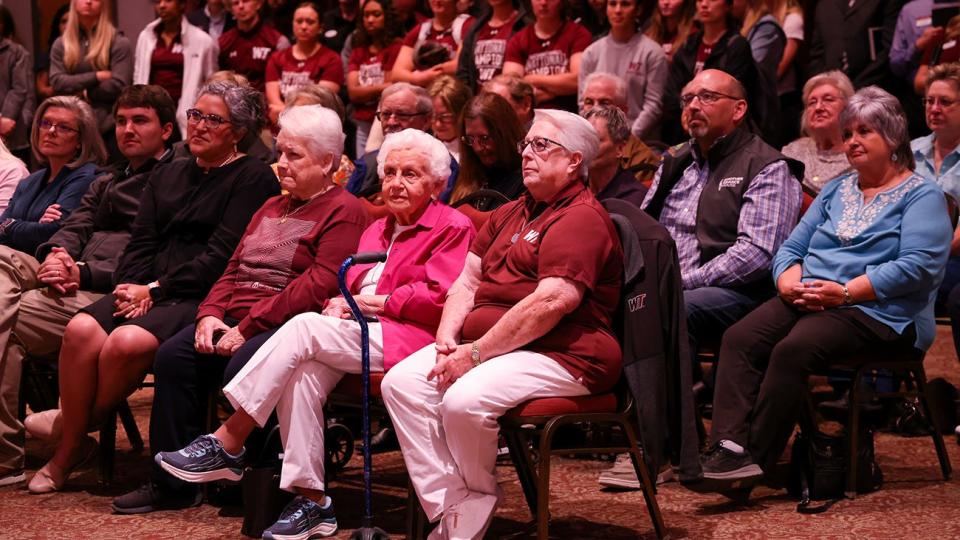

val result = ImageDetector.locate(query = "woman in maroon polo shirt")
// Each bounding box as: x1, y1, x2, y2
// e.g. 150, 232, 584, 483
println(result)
382, 108, 624, 538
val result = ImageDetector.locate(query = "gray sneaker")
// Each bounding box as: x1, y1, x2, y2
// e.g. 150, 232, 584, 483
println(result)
598, 454, 640, 490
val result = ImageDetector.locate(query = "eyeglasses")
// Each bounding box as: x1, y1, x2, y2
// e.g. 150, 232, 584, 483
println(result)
924, 96, 958, 109
581, 97, 616, 109
186, 109, 232, 129
375, 110, 427, 122
38, 119, 79, 135
434, 113, 455, 124
461, 134, 493, 147
517, 136, 567, 155
806, 95, 840, 108
679, 90, 741, 108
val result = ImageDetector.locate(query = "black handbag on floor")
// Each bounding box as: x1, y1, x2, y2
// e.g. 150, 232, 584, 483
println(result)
788, 427, 883, 514
240, 426, 294, 538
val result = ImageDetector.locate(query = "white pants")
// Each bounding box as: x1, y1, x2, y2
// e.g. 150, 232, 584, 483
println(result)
381, 344, 589, 521
223, 312, 384, 492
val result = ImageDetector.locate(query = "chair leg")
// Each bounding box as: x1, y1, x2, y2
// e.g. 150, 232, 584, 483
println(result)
117, 400, 143, 452
536, 420, 559, 540
503, 427, 539, 517
845, 372, 863, 499
623, 420, 668, 540
914, 368, 953, 480
99, 409, 118, 485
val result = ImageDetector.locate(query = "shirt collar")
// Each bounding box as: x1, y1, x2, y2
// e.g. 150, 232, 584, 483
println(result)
384, 197, 444, 236
520, 179, 587, 217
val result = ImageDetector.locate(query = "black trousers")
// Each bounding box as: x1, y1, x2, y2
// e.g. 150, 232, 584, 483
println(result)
149, 321, 279, 493
710, 297, 919, 473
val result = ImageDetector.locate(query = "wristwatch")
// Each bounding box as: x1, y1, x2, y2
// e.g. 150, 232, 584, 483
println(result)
147, 280, 162, 301
471, 342, 481, 367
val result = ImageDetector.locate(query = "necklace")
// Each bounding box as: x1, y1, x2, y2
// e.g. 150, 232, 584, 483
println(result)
197, 150, 240, 172
280, 185, 335, 223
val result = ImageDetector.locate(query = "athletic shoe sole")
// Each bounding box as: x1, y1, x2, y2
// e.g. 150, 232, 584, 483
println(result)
156, 454, 243, 483
684, 464, 763, 494
598, 474, 640, 490
262, 521, 338, 540
0, 471, 26, 487
110, 492, 202, 515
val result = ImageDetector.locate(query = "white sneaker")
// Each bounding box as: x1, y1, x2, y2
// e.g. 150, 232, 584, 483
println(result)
0, 468, 25, 487
434, 492, 499, 540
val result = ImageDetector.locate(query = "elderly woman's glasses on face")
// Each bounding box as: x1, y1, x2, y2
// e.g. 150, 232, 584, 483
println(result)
375, 110, 427, 122
517, 136, 567, 156
186, 109, 232, 129
679, 90, 740, 108
38, 119, 79, 136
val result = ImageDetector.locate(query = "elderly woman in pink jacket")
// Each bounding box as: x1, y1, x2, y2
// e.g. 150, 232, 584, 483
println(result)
154, 128, 475, 539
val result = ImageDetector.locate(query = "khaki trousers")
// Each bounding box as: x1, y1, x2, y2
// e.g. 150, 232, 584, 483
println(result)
0, 246, 103, 471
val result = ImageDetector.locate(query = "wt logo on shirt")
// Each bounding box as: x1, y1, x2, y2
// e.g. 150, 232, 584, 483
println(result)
252, 47, 273, 60
523, 230, 540, 243
627, 293, 647, 312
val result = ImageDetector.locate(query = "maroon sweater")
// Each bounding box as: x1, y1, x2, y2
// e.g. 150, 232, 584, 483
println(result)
196, 187, 367, 338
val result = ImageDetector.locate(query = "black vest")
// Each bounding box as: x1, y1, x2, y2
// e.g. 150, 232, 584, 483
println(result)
645, 128, 804, 266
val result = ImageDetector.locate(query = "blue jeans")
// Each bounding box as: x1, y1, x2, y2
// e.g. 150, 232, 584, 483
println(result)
685, 286, 766, 386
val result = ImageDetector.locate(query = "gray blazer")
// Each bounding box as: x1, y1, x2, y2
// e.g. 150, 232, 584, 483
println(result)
0, 39, 34, 151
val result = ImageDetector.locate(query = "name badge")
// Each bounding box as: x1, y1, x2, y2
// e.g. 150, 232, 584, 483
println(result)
917, 16, 932, 27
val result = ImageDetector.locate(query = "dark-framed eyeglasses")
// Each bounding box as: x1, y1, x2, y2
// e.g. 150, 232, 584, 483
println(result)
38, 119, 79, 135
185, 108, 232, 129
517, 136, 567, 156
461, 134, 493, 147
679, 90, 742, 108
375, 110, 427, 122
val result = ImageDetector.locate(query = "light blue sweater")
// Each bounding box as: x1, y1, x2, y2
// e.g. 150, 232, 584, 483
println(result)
772, 172, 952, 349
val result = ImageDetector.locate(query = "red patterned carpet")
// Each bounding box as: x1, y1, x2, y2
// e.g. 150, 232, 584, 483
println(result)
2, 326, 960, 539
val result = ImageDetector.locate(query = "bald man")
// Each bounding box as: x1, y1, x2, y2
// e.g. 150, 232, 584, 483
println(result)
598, 69, 803, 490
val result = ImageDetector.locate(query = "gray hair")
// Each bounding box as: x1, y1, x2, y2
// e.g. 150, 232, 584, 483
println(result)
31, 95, 107, 167
839, 86, 915, 171
584, 106, 630, 146
278, 105, 345, 169
379, 82, 433, 115
801, 70, 855, 135
196, 80, 266, 136
532, 109, 600, 180
583, 72, 628, 108
376, 129, 451, 186
286, 85, 347, 122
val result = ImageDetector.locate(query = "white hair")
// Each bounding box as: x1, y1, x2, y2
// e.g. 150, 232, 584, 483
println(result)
278, 104, 345, 166
583, 72, 628, 108
532, 109, 600, 180
376, 129, 451, 186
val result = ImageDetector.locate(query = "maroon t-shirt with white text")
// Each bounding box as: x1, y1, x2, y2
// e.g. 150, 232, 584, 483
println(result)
266, 45, 344, 99
504, 21, 591, 110
472, 12, 521, 84
219, 20, 291, 92
402, 15, 475, 58
348, 41, 403, 122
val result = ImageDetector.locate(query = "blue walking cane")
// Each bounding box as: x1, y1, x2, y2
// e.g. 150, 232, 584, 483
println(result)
339, 252, 390, 540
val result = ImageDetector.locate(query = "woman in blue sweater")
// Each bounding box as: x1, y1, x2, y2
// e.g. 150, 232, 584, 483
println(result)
1, 96, 104, 254
692, 86, 954, 496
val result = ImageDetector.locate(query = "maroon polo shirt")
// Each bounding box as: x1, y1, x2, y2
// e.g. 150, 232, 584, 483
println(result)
219, 19, 290, 91
461, 181, 624, 392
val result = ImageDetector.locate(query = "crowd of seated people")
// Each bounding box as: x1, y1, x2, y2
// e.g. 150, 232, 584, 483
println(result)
0, 0, 959, 536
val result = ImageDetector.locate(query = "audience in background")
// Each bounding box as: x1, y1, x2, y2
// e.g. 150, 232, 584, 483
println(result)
782, 70, 854, 193
579, 0, 667, 141
427, 75, 472, 160
483, 73, 535, 128
0, 86, 174, 490
645, 0, 695, 61
4, 97, 103, 255
157, 129, 475, 539
456, 0, 526, 92
218, 0, 291, 92
585, 105, 647, 207
0, 139, 26, 214
134, 0, 219, 138
49, 0, 134, 154
808, 0, 900, 89
35, 5, 70, 104
24, 81, 279, 495
347, 0, 404, 156
0, 7, 35, 165
697, 87, 951, 495
449, 92, 525, 208
115, 104, 367, 515
732, 0, 785, 82
502, 0, 591, 111
768, 0, 804, 141
891, 0, 940, 87
187, 0, 235, 39
392, 0, 473, 88
321, 0, 360, 54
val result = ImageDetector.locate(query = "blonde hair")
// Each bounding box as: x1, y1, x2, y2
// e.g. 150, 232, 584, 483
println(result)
645, 0, 695, 56
739, 0, 772, 37
61, 0, 117, 72
766, 0, 801, 27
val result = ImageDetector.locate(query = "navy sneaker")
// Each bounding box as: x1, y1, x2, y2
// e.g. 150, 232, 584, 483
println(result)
686, 442, 763, 494
155, 434, 245, 483
263, 495, 338, 539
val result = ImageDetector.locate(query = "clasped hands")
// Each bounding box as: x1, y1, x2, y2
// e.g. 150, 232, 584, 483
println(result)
112, 282, 153, 319
194, 316, 245, 356
38, 247, 80, 294
779, 279, 846, 311
428, 337, 475, 393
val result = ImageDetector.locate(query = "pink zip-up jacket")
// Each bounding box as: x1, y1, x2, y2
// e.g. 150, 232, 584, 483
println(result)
346, 200, 476, 370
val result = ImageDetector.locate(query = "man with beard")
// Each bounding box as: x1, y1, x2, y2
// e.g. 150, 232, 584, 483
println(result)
345, 82, 459, 203
0, 85, 175, 487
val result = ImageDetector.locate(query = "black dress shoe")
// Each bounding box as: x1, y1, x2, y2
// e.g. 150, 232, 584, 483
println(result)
112, 481, 202, 514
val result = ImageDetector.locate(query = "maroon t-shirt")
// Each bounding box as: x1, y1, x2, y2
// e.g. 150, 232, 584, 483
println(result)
694, 39, 714, 75
150, 33, 184, 103
504, 21, 591, 110
462, 181, 624, 392
266, 45, 345, 98
472, 12, 520, 84
219, 20, 291, 91
196, 187, 368, 339
348, 41, 403, 122
402, 15, 475, 58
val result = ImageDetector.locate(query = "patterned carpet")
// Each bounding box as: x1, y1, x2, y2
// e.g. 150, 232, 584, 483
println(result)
2, 327, 960, 539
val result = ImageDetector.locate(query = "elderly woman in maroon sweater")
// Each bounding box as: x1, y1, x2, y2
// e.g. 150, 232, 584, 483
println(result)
111, 104, 368, 514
